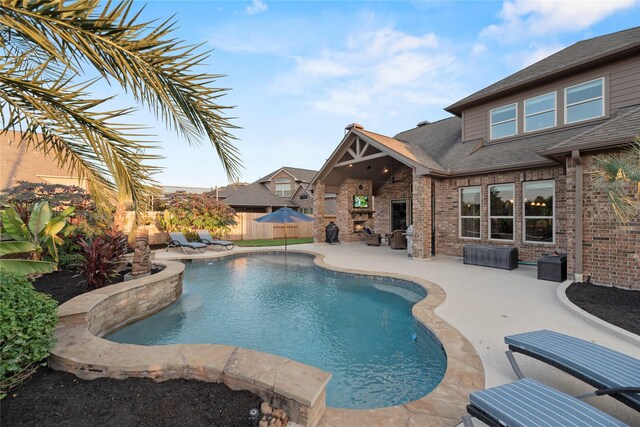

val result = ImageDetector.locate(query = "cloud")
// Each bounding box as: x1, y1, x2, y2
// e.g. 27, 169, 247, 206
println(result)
246, 0, 268, 15
520, 44, 565, 67
272, 27, 462, 121
471, 43, 487, 56
481, 0, 638, 41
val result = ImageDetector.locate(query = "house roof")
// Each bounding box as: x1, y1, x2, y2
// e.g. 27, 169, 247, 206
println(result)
258, 166, 317, 183
542, 104, 640, 155
223, 181, 297, 207
224, 166, 317, 208
446, 26, 640, 115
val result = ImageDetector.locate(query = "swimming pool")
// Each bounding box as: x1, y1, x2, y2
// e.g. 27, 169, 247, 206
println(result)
108, 253, 447, 409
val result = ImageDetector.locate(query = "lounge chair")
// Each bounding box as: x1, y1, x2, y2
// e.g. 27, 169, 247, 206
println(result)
505, 329, 640, 411
167, 232, 207, 254
196, 230, 234, 250
363, 228, 381, 246
463, 378, 629, 427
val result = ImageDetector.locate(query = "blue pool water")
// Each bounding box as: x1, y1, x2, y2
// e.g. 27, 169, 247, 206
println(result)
108, 253, 447, 409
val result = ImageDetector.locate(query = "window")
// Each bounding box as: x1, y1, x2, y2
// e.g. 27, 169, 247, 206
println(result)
300, 207, 313, 215
460, 187, 481, 239
523, 181, 554, 243
525, 92, 556, 132
274, 178, 291, 197
299, 194, 309, 200
489, 184, 514, 240
490, 103, 517, 140
565, 78, 604, 124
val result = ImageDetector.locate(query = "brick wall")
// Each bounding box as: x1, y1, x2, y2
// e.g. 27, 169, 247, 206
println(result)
312, 182, 325, 243
431, 166, 568, 262
567, 150, 639, 289
374, 165, 412, 234
412, 175, 433, 258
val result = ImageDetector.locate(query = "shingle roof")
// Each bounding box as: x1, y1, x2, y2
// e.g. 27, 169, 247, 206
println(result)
446, 26, 640, 115
543, 105, 640, 154
223, 181, 297, 207
258, 167, 317, 183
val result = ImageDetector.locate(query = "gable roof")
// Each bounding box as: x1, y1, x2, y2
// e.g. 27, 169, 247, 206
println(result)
223, 181, 297, 207
258, 166, 317, 183
446, 26, 640, 115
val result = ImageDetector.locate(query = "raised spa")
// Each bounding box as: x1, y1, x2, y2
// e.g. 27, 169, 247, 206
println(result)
108, 253, 447, 409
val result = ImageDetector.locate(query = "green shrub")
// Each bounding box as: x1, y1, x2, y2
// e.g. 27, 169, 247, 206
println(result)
58, 253, 86, 272
0, 272, 58, 394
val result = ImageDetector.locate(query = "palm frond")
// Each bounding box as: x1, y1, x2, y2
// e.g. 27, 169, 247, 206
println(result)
1, 0, 242, 182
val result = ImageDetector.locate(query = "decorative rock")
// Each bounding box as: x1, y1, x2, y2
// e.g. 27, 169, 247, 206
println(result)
268, 418, 277, 426
274, 419, 282, 427
272, 408, 285, 419
261, 402, 272, 416
258, 420, 268, 427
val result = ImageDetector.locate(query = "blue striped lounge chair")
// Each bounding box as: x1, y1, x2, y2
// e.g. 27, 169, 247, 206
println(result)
464, 378, 629, 427
196, 230, 234, 250
505, 330, 640, 411
167, 232, 207, 254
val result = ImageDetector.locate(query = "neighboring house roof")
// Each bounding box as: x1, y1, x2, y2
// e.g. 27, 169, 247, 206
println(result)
258, 167, 317, 183
162, 185, 212, 194
224, 167, 318, 208
446, 26, 640, 115
223, 181, 297, 207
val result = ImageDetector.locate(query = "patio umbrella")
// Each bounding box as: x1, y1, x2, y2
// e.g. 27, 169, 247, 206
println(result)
254, 207, 313, 261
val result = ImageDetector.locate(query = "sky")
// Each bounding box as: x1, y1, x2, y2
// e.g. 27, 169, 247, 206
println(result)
115, 0, 640, 188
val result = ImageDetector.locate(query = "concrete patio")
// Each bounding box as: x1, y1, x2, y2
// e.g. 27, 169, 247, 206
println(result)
155, 242, 640, 426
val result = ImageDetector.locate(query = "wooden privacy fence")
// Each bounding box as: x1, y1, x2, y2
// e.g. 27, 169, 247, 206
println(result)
125, 211, 314, 242
220, 213, 314, 240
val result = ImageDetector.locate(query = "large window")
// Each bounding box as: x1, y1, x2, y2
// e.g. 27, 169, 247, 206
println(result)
565, 78, 604, 124
490, 103, 517, 140
525, 92, 556, 132
523, 181, 554, 243
300, 207, 313, 215
489, 184, 514, 240
274, 178, 292, 197
460, 187, 481, 239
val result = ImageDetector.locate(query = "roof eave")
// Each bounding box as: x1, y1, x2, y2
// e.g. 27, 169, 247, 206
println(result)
445, 44, 640, 116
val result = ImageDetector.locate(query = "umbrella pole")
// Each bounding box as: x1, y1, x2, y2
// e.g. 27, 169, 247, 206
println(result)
284, 223, 287, 262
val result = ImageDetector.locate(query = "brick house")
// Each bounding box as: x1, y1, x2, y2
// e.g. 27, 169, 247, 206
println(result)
224, 166, 318, 213
311, 27, 639, 289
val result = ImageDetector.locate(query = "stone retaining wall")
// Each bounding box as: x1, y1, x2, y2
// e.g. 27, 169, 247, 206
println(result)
49, 261, 331, 427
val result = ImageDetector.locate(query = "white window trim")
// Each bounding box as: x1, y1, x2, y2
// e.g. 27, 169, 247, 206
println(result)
488, 183, 515, 242
523, 180, 555, 244
490, 103, 518, 140
564, 77, 605, 124
275, 179, 292, 197
459, 187, 481, 240
524, 92, 556, 133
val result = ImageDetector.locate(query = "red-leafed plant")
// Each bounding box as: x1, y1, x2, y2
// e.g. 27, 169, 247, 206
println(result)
77, 228, 128, 289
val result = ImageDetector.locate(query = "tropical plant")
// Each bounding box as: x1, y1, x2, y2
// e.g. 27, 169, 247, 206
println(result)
77, 228, 128, 289
0, 272, 58, 395
593, 136, 640, 223
161, 192, 237, 237
1, 201, 75, 274
0, 0, 241, 214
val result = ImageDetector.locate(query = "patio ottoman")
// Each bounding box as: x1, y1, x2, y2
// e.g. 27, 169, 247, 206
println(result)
537, 253, 567, 282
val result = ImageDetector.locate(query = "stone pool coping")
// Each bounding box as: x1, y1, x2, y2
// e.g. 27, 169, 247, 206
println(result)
51, 249, 484, 427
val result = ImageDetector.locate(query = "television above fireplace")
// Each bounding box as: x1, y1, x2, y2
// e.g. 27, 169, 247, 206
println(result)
353, 195, 369, 208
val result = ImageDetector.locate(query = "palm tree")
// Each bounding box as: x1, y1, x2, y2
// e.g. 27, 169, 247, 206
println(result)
593, 136, 640, 223
0, 0, 241, 212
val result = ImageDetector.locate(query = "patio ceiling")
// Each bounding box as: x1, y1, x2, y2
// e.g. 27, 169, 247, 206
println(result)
323, 155, 410, 194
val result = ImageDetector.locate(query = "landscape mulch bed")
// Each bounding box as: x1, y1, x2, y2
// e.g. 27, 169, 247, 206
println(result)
1, 269, 262, 427
566, 282, 640, 335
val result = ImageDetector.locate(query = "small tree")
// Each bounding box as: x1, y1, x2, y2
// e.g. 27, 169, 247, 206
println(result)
161, 192, 236, 238
593, 136, 640, 223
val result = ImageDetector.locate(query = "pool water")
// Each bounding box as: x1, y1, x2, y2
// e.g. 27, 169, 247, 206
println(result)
108, 253, 447, 409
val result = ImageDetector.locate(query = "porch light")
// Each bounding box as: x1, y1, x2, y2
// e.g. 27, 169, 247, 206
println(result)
383, 168, 389, 173
349, 163, 353, 167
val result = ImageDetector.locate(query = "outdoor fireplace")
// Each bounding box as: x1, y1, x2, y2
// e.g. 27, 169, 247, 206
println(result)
353, 221, 366, 233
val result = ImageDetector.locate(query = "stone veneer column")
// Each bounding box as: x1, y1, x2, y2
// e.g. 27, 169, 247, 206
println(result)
412, 174, 432, 259
313, 182, 326, 243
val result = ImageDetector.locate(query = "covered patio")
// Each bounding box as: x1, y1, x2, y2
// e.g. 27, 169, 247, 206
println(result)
311, 123, 441, 258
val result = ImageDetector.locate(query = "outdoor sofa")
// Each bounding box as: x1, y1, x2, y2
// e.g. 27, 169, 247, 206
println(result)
363, 228, 381, 246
